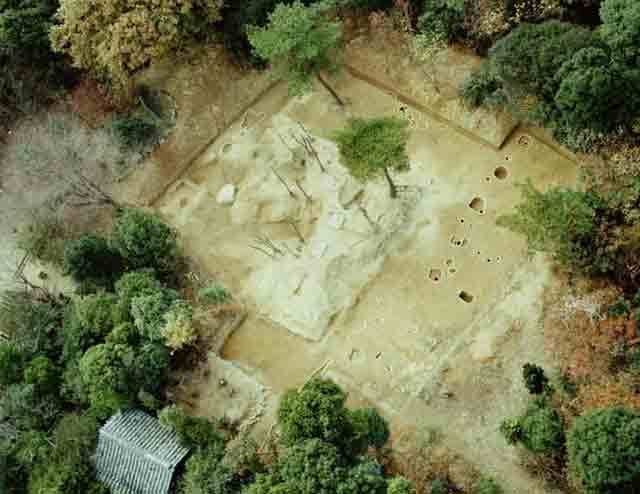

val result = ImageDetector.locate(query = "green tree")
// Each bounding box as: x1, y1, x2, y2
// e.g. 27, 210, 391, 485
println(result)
23, 356, 59, 393
501, 398, 564, 454
79, 342, 135, 416
278, 378, 352, 448
334, 117, 410, 198
0, 343, 25, 388
162, 300, 196, 351
111, 208, 179, 273
387, 477, 415, 494
179, 443, 236, 494
62, 293, 118, 361
159, 405, 224, 449
522, 363, 549, 395
600, 0, 640, 64
131, 342, 170, 394
278, 439, 346, 494
554, 47, 640, 131
476, 477, 503, 494
248, 1, 345, 105
113, 270, 164, 322
130, 289, 180, 343
63, 234, 124, 287
337, 459, 386, 494
497, 181, 601, 271
567, 407, 640, 493
348, 407, 390, 453
50, 0, 224, 91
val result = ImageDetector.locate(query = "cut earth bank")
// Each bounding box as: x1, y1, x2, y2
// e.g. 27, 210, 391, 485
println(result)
121, 35, 579, 494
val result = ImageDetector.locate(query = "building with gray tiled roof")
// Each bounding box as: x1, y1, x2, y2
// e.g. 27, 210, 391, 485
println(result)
95, 409, 190, 494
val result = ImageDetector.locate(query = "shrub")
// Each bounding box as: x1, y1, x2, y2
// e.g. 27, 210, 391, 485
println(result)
567, 407, 640, 493
131, 343, 170, 394
348, 407, 390, 453
130, 289, 179, 343
497, 181, 601, 271
387, 477, 415, 494
554, 47, 640, 132
23, 356, 59, 392
111, 208, 178, 273
113, 270, 163, 322
517, 399, 564, 454
17, 214, 68, 266
62, 293, 118, 360
78, 343, 135, 413
63, 233, 124, 286
248, 1, 343, 99
522, 363, 549, 395
278, 378, 353, 448
0, 343, 24, 388
278, 439, 346, 494
417, 0, 465, 41
475, 477, 503, 494
338, 459, 386, 494
106, 322, 138, 345
198, 283, 231, 305
161, 300, 196, 351
430, 478, 450, 494
180, 443, 235, 494
159, 405, 224, 449
111, 115, 159, 150
50, 0, 224, 89
334, 117, 410, 198
460, 66, 504, 109
600, 0, 640, 64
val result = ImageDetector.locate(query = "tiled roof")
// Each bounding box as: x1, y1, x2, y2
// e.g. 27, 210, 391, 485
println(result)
95, 409, 190, 494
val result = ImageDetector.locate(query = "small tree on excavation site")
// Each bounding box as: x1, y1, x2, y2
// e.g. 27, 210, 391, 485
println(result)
334, 117, 410, 198
248, 0, 345, 106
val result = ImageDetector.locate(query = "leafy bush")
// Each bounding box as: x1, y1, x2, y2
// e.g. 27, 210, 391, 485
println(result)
338, 458, 386, 494
113, 270, 164, 322
23, 356, 59, 392
497, 181, 601, 271
248, 1, 342, 97
430, 478, 450, 494
198, 283, 231, 305
278, 439, 346, 494
334, 117, 410, 198
130, 289, 179, 343
460, 66, 504, 109
111, 208, 179, 273
111, 115, 159, 150
63, 233, 124, 286
62, 293, 118, 360
130, 343, 170, 394
554, 47, 640, 132
159, 405, 224, 449
387, 477, 415, 494
278, 378, 352, 448
180, 443, 235, 494
348, 407, 390, 453
50, 0, 224, 89
0, 343, 25, 388
17, 214, 68, 266
475, 477, 503, 494
600, 0, 640, 64
567, 407, 640, 493
417, 0, 465, 41
522, 363, 549, 395
161, 300, 196, 351
502, 398, 564, 454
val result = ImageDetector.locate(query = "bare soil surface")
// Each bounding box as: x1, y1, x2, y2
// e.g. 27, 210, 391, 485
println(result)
136, 35, 577, 493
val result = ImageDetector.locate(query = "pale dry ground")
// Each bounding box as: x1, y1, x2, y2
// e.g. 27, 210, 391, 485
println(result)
154, 63, 578, 492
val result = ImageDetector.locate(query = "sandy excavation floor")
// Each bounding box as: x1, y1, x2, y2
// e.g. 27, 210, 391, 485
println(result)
155, 59, 578, 492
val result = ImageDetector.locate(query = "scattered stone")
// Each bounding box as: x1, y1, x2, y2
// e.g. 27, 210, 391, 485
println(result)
219, 378, 227, 387
216, 184, 236, 205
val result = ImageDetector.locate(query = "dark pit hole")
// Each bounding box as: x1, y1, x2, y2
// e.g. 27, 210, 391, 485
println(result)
469, 197, 485, 213
459, 291, 474, 303
485, 176, 491, 182
487, 258, 492, 263
222, 143, 232, 154
449, 268, 457, 274
494, 166, 508, 180
429, 269, 442, 283
459, 218, 465, 224
446, 259, 454, 266
496, 256, 503, 263
505, 155, 512, 161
